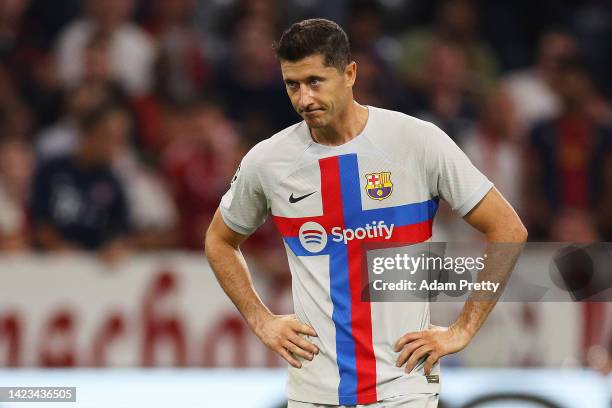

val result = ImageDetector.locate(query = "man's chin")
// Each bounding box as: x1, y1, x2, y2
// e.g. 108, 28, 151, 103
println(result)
303, 117, 327, 128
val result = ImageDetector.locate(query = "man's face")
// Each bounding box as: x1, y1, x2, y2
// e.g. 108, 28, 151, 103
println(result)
280, 54, 355, 128
86, 110, 130, 164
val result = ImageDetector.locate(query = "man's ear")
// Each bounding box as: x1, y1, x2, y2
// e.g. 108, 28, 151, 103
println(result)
345, 61, 357, 87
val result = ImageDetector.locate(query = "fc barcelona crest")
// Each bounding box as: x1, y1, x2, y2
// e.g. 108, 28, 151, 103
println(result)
365, 171, 393, 200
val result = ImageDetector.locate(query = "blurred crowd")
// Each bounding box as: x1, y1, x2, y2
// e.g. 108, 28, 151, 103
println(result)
0, 0, 612, 262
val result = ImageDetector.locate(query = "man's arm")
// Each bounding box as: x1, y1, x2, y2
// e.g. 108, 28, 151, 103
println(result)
395, 187, 528, 374
205, 209, 319, 368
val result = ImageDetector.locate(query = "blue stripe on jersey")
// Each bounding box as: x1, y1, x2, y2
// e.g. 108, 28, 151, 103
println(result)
329, 243, 358, 405
360, 198, 439, 229
335, 154, 362, 404
337, 154, 363, 221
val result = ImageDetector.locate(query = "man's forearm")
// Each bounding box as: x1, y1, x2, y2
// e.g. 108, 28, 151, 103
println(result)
204, 211, 319, 368
452, 231, 527, 338
205, 235, 272, 333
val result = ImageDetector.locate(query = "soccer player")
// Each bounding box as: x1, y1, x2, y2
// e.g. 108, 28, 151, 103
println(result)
205, 19, 527, 408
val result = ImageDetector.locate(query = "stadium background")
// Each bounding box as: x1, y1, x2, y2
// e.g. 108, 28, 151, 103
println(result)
0, 0, 610, 406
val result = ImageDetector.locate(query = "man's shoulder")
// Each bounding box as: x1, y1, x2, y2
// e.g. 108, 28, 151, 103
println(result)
37, 155, 75, 173
370, 106, 433, 127
243, 121, 309, 166
371, 105, 426, 124
368, 106, 441, 143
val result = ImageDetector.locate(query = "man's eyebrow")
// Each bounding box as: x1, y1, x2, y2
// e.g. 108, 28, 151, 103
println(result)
284, 75, 325, 84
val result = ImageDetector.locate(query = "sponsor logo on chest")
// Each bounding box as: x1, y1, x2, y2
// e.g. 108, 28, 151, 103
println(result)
298, 221, 394, 253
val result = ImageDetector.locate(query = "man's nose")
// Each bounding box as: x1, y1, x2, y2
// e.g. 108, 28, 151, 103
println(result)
298, 85, 314, 110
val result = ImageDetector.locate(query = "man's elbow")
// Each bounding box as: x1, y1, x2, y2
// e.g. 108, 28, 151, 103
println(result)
509, 220, 528, 243
487, 217, 528, 243
204, 215, 242, 256
204, 223, 217, 257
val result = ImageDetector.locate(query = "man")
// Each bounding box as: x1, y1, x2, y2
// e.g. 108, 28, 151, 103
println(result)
55, 0, 156, 95
205, 19, 527, 408
525, 57, 612, 240
32, 102, 132, 261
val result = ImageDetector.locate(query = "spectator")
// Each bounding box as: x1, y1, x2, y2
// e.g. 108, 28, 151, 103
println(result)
36, 80, 125, 161
347, 1, 387, 60
347, 3, 403, 110
550, 208, 599, 243
163, 100, 243, 249
0, 135, 33, 250
214, 17, 296, 144
55, 0, 156, 96
0, 0, 64, 130
402, 41, 478, 142
571, 0, 612, 100
36, 29, 127, 160
31, 103, 132, 259
525, 58, 612, 240
230, 0, 283, 35
503, 30, 576, 134
113, 146, 179, 251
431, 90, 516, 243
144, 0, 212, 103
80, 30, 121, 91
353, 50, 400, 110
461, 85, 523, 212
19, 51, 64, 131
395, 0, 498, 95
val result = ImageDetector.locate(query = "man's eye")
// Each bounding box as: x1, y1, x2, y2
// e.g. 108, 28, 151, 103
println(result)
310, 79, 320, 86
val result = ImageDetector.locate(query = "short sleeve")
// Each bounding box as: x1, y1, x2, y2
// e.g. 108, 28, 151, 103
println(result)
219, 151, 269, 235
424, 123, 493, 216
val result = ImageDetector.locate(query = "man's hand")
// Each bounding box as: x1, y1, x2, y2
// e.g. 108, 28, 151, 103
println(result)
394, 324, 471, 375
255, 314, 319, 368
99, 239, 131, 267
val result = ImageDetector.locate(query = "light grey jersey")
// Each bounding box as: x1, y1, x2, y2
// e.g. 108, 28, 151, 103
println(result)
220, 106, 493, 405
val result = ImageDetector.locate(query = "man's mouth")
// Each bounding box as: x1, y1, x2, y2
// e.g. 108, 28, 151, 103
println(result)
303, 108, 324, 115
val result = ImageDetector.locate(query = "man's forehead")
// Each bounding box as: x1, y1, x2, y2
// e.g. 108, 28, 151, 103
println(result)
280, 54, 338, 79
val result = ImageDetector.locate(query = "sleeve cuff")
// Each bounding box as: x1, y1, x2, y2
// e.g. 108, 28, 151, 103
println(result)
219, 206, 257, 236
456, 180, 494, 217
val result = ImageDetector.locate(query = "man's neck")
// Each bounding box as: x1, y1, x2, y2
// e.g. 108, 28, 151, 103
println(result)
310, 101, 369, 146
76, 145, 102, 169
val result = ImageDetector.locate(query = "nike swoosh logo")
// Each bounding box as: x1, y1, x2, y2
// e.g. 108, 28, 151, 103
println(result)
289, 191, 316, 203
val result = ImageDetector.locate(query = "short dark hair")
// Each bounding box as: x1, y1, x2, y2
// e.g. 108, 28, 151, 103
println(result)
274, 18, 351, 71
